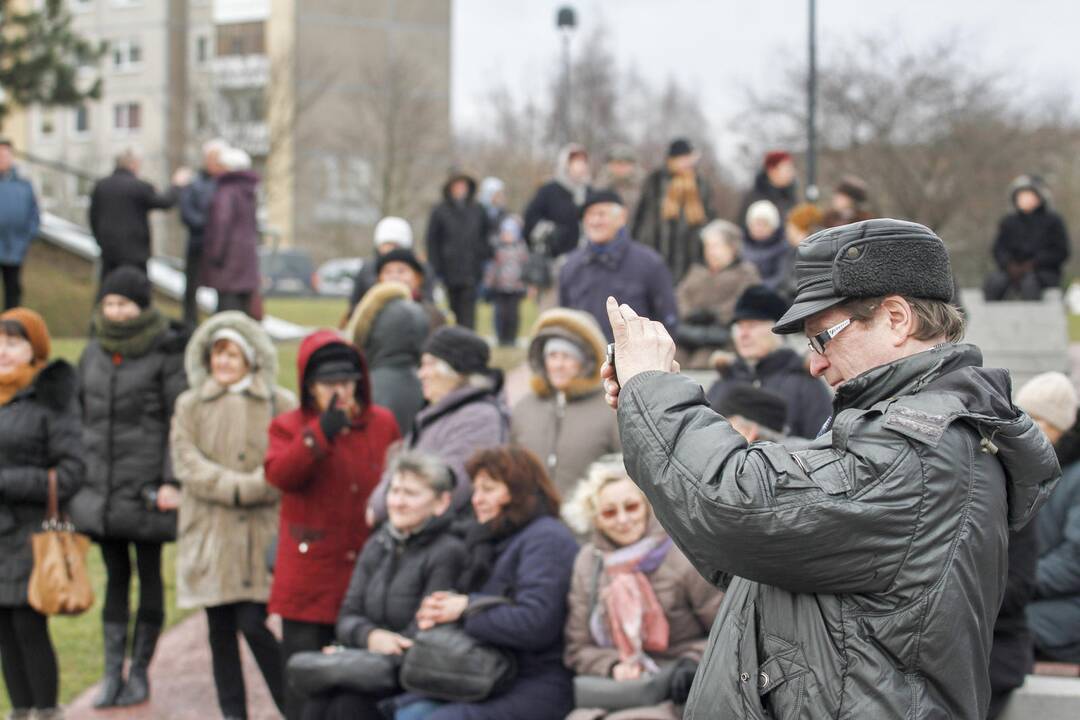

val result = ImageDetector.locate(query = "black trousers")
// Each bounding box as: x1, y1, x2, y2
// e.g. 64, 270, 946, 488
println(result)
206, 602, 285, 719
183, 241, 202, 326
446, 285, 477, 330
302, 689, 391, 720
0, 606, 58, 710
0, 263, 21, 309
217, 291, 253, 316
281, 619, 336, 720
983, 269, 1050, 301
491, 292, 523, 346
99, 539, 165, 626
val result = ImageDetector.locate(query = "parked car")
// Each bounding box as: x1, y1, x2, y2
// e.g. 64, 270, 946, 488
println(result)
259, 247, 317, 296
314, 257, 364, 297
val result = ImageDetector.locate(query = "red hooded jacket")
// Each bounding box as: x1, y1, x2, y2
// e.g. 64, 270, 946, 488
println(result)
265, 330, 400, 624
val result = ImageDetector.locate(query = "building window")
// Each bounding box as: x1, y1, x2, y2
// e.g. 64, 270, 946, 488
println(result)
195, 101, 208, 131
113, 102, 141, 132
73, 105, 91, 134
196, 35, 209, 63
112, 39, 143, 72
39, 110, 56, 138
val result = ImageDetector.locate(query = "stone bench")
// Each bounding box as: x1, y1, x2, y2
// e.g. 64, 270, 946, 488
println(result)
999, 673, 1080, 718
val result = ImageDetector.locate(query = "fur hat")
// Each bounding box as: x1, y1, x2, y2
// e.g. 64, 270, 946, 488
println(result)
424, 326, 489, 376
1016, 372, 1078, 433
99, 266, 152, 308
732, 285, 789, 324
773, 219, 954, 334
0, 307, 50, 362
715, 385, 788, 434
834, 175, 869, 205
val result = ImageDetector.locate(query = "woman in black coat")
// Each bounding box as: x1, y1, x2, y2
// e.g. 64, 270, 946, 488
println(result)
69, 267, 189, 708
0, 308, 84, 720
301, 451, 466, 720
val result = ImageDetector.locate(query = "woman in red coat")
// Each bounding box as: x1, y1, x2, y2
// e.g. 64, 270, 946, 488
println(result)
265, 330, 400, 720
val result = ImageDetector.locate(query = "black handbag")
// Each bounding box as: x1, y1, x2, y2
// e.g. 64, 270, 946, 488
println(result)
286, 648, 402, 697
398, 597, 517, 703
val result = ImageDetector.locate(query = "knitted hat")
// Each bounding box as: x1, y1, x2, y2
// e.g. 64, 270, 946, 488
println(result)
423, 326, 489, 376
580, 188, 624, 217
732, 285, 789, 324
834, 175, 869, 205
764, 150, 792, 170
0, 307, 50, 362
373, 216, 414, 249
100, 266, 152, 308
787, 203, 824, 233
715, 385, 788, 434
745, 199, 781, 230
209, 328, 256, 368
499, 215, 523, 241
1015, 372, 1078, 433
307, 343, 363, 383
667, 138, 694, 158
376, 248, 425, 278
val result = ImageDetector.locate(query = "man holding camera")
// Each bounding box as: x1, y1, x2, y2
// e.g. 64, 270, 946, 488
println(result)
603, 218, 1060, 718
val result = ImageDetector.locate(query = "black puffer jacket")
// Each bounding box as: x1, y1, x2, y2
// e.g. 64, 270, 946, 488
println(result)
70, 319, 189, 541
425, 176, 491, 289
992, 206, 1070, 287
0, 361, 84, 606
335, 512, 466, 647
706, 347, 832, 439
618, 343, 1059, 719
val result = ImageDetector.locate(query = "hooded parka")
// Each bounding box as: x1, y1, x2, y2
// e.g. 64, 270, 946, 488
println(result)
171, 312, 297, 609
425, 174, 491, 290
70, 313, 189, 541
512, 309, 621, 496
618, 343, 1059, 719
265, 331, 401, 624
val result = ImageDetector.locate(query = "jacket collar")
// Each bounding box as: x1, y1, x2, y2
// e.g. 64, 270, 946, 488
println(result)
832, 343, 983, 414
198, 373, 272, 402
584, 228, 630, 269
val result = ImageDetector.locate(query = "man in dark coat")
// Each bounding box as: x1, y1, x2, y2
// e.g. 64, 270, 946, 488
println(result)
632, 138, 714, 281
425, 171, 490, 329
0, 140, 40, 310
737, 150, 798, 236
89, 148, 189, 287
178, 139, 228, 326
199, 148, 261, 315
602, 218, 1060, 719
984, 174, 1070, 301
559, 190, 677, 343
706, 285, 832, 439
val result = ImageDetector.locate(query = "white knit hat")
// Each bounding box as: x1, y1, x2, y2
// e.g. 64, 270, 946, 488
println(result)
1015, 371, 1078, 433
746, 199, 780, 230
374, 216, 413, 249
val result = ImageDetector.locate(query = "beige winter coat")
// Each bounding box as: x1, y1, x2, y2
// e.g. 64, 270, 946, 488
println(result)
171, 312, 297, 609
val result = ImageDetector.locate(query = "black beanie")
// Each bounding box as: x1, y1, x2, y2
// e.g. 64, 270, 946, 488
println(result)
732, 285, 789, 324
580, 188, 624, 217
715, 385, 787, 434
100, 266, 152, 308
423, 326, 490, 375
667, 138, 694, 158
306, 343, 362, 383
377, 248, 425, 278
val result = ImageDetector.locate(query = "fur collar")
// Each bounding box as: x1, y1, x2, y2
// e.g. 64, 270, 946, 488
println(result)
526, 308, 607, 400
345, 281, 411, 348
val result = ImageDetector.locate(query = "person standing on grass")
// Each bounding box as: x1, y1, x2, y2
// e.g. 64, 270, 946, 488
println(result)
69, 266, 189, 708
0, 308, 83, 720
171, 311, 296, 719
200, 148, 262, 316
0, 139, 40, 310
425, 171, 491, 329
265, 331, 400, 720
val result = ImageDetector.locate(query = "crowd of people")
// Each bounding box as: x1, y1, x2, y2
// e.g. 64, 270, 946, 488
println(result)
0, 129, 1076, 720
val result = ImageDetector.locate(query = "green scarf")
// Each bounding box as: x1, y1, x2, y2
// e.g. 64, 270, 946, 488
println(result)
93, 307, 170, 358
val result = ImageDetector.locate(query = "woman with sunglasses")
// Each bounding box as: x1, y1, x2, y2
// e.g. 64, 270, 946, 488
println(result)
562, 458, 723, 720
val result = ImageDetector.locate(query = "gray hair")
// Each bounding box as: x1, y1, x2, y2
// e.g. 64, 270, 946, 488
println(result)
700, 219, 743, 254
388, 450, 454, 495
115, 148, 140, 170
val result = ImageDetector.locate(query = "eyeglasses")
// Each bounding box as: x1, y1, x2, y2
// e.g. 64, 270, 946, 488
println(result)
807, 318, 852, 355
598, 500, 644, 520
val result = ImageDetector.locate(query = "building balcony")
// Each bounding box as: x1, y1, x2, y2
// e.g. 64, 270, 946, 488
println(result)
211, 54, 268, 89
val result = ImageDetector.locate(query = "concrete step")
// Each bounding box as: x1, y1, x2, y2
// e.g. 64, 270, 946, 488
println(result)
999, 675, 1080, 718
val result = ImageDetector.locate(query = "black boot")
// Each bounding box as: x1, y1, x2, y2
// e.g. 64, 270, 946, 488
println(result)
114, 622, 161, 706
93, 622, 128, 708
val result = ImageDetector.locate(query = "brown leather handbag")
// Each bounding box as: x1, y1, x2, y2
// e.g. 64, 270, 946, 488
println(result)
27, 470, 94, 616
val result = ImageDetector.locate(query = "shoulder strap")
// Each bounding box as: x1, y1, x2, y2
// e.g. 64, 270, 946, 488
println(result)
45, 469, 60, 524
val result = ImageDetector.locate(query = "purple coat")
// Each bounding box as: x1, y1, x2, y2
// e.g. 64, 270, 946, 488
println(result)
200, 170, 261, 293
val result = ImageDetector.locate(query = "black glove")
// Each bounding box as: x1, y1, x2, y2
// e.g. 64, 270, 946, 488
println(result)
318, 394, 350, 442
668, 657, 699, 705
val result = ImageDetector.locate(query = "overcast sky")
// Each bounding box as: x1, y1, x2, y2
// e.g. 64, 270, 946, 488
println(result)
452, 0, 1079, 173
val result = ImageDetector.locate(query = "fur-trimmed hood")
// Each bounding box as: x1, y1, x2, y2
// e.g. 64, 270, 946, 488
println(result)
1009, 174, 1052, 210
184, 311, 278, 395
526, 308, 607, 400
345, 282, 429, 368
20, 359, 78, 411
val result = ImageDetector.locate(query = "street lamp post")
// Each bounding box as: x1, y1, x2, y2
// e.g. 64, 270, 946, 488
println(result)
806, 0, 819, 201
557, 6, 577, 145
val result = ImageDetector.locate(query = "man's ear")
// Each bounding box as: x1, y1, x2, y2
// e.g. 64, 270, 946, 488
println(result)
880, 295, 916, 345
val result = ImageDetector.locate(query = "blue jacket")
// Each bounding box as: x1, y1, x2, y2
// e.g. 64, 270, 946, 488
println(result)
460, 515, 578, 716
0, 170, 40, 265
179, 169, 217, 251
1028, 461, 1080, 660
558, 229, 678, 342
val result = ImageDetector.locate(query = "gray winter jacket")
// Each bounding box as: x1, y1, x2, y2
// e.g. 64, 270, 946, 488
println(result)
617, 343, 1058, 719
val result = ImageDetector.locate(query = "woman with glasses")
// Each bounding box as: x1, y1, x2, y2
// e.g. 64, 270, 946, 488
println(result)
561, 459, 723, 720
